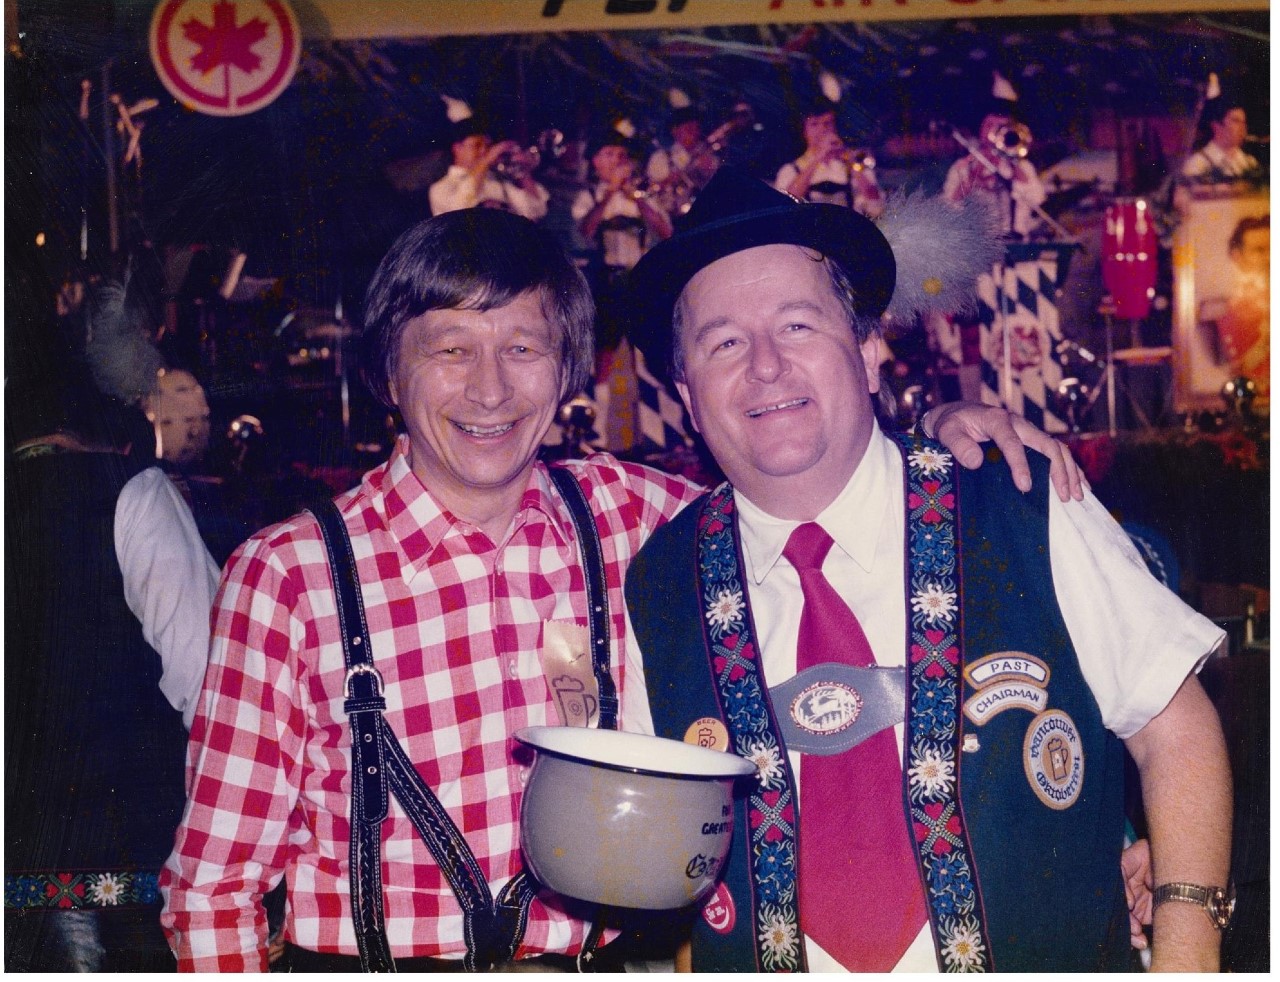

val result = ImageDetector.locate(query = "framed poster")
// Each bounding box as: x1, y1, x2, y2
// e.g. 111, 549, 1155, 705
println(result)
1172, 189, 1270, 413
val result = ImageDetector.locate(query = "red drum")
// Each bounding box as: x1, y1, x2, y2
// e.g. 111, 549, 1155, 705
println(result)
1102, 198, 1158, 319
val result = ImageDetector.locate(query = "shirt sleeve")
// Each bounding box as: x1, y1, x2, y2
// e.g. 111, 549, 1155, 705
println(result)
621, 603, 657, 736
508, 179, 551, 221
647, 149, 671, 183
429, 169, 479, 215
160, 533, 311, 971
114, 467, 220, 730
773, 161, 798, 192
570, 187, 595, 223
1181, 149, 1211, 178
1011, 161, 1047, 208
1050, 490, 1226, 740
942, 158, 968, 203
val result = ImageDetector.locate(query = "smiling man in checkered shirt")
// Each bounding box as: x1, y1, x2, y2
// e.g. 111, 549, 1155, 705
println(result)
158, 208, 1082, 972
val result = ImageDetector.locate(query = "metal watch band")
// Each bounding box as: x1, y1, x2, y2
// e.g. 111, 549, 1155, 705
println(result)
1151, 882, 1235, 930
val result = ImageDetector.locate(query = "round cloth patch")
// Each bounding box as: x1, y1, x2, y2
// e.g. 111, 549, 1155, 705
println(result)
1023, 709, 1084, 810
790, 681, 863, 736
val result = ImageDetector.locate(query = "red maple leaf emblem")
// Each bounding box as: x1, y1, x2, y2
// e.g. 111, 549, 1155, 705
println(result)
183, 1, 268, 76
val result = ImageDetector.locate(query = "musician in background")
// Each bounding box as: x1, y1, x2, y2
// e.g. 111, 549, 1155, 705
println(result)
429, 114, 550, 221
1181, 95, 1262, 184
774, 97, 883, 219
934, 76, 1047, 400
573, 130, 673, 291
943, 81, 1046, 239
573, 130, 673, 449
645, 106, 720, 219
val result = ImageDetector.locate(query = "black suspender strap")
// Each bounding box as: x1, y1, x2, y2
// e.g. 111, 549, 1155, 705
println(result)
310, 501, 538, 972
546, 466, 618, 731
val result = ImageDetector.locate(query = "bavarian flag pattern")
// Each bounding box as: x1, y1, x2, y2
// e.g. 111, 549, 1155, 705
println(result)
894, 431, 993, 973
695, 485, 804, 972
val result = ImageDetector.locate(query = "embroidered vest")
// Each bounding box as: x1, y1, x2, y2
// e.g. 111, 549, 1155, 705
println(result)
625, 437, 1130, 972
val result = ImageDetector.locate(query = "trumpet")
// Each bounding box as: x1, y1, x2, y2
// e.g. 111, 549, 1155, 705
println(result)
987, 121, 1032, 160
494, 128, 566, 182
840, 147, 876, 172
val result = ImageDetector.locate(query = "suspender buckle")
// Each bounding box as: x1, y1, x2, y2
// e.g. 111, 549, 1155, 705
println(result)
346, 662, 385, 698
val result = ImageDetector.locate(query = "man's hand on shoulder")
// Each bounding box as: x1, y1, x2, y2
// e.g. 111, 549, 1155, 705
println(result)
923, 401, 1085, 502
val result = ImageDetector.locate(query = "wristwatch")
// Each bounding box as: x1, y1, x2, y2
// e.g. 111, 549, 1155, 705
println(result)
1151, 882, 1235, 930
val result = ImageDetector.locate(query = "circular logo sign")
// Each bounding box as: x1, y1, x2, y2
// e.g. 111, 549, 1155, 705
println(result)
1022, 709, 1084, 810
790, 681, 863, 737
149, 0, 301, 117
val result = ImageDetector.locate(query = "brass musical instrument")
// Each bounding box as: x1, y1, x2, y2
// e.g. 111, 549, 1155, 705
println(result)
494, 128, 566, 182
653, 102, 759, 215
840, 147, 876, 172
987, 121, 1032, 160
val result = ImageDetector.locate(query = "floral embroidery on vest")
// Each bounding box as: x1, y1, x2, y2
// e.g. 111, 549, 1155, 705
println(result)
695, 485, 804, 972
895, 433, 994, 972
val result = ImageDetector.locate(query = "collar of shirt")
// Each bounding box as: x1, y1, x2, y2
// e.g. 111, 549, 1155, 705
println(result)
374, 435, 576, 580
735, 421, 898, 584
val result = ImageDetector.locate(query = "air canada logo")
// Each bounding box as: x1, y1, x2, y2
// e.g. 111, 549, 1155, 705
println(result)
1023, 709, 1084, 810
150, 0, 301, 117
790, 681, 862, 736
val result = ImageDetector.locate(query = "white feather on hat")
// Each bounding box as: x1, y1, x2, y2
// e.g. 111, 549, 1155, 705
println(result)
1206, 72, 1221, 100
84, 279, 165, 405
818, 69, 842, 104
667, 87, 692, 109
992, 71, 1018, 102
878, 192, 1005, 324
441, 95, 472, 123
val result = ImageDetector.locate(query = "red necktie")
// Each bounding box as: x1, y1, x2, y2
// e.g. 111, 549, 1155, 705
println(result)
783, 522, 927, 971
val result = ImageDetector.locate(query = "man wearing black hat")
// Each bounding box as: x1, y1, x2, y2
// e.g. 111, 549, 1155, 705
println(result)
622, 167, 1231, 973
429, 116, 550, 220
774, 98, 883, 219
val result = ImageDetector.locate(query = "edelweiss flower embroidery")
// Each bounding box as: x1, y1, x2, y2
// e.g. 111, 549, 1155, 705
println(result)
745, 740, 783, 786
940, 918, 987, 970
909, 747, 955, 799
908, 446, 953, 477
705, 588, 745, 632
911, 583, 957, 624
89, 873, 125, 906
758, 911, 800, 963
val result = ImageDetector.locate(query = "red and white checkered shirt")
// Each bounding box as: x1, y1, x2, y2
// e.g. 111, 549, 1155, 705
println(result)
159, 437, 701, 971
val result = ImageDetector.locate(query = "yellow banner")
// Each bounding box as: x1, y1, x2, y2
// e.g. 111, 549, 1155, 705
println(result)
303, 0, 1269, 40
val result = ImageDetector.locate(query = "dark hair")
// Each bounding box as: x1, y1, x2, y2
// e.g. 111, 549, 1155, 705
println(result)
1228, 214, 1268, 253
668, 248, 879, 383
668, 107, 702, 132
360, 209, 595, 408
1204, 96, 1246, 126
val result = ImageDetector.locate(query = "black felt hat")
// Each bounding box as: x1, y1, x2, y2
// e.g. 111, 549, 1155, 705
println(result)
628, 166, 895, 383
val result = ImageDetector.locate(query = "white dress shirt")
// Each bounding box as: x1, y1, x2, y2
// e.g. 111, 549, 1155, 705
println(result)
115, 467, 221, 729
1182, 141, 1261, 180
429, 165, 550, 220
624, 422, 1225, 971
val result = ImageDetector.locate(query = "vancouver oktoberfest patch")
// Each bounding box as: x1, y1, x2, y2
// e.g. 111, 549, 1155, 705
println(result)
1022, 709, 1084, 810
